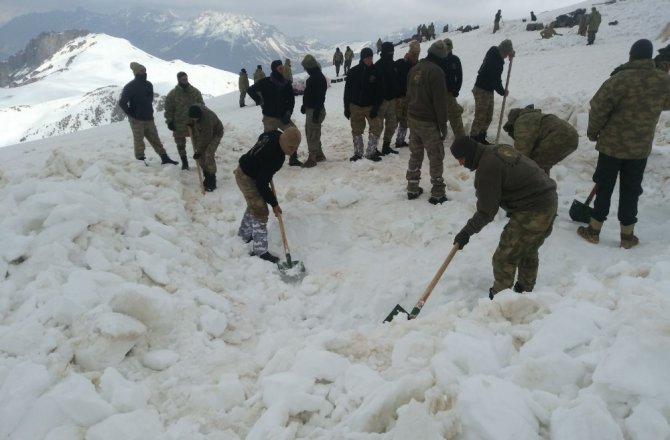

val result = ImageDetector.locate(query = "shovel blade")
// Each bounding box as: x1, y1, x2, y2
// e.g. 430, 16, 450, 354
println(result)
277, 260, 306, 282
383, 304, 409, 323
569, 199, 592, 223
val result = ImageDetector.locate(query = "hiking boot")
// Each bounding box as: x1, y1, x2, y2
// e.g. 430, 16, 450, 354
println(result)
203, 173, 217, 192
407, 187, 424, 200
136, 155, 146, 161
577, 225, 600, 244
160, 154, 179, 165
380, 141, 399, 155
489, 287, 496, 300
513, 282, 531, 293
288, 152, 303, 167
180, 155, 189, 170
302, 157, 317, 168
315, 152, 327, 162
396, 141, 409, 148
349, 154, 362, 162
620, 233, 639, 249
257, 251, 280, 263
428, 195, 448, 205
367, 151, 382, 162
478, 133, 491, 145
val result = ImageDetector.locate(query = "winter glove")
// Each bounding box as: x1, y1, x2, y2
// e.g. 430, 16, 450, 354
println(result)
281, 112, 292, 125
300, 105, 306, 114
313, 108, 321, 123
193, 152, 202, 160
167, 121, 175, 131
454, 230, 470, 250
370, 106, 379, 119
344, 106, 351, 120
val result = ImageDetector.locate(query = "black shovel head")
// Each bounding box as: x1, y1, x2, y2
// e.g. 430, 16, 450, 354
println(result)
277, 259, 306, 282
383, 304, 410, 323
569, 199, 592, 223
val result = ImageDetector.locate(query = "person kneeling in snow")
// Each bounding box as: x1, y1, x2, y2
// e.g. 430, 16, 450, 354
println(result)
450, 136, 557, 299
234, 127, 302, 263
189, 104, 224, 192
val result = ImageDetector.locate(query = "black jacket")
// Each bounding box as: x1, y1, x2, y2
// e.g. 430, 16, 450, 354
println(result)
344, 61, 384, 109
474, 46, 506, 95
247, 72, 295, 118
394, 57, 414, 98
441, 53, 463, 97
302, 67, 327, 111
374, 53, 398, 100
119, 75, 155, 121
238, 131, 286, 207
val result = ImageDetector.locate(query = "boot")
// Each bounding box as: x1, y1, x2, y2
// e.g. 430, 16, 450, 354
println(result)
315, 151, 327, 162
395, 127, 409, 147
180, 154, 189, 170
349, 154, 362, 162
351, 135, 364, 162
428, 195, 448, 205
160, 154, 179, 165
302, 153, 317, 168
513, 282, 532, 293
489, 287, 496, 300
366, 133, 382, 161
577, 219, 602, 244
407, 187, 423, 200
478, 133, 491, 145
620, 224, 639, 249
258, 251, 280, 263
203, 172, 217, 192
381, 140, 398, 155
288, 152, 303, 167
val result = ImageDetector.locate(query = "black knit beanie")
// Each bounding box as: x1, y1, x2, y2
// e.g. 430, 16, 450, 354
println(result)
271, 60, 283, 73
381, 42, 394, 54
360, 48, 373, 60
450, 136, 478, 170
177, 71, 187, 79
629, 39, 653, 60
188, 105, 203, 119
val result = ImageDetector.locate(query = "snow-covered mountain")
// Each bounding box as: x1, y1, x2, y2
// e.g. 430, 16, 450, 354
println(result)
0, 33, 239, 147
0, 7, 328, 72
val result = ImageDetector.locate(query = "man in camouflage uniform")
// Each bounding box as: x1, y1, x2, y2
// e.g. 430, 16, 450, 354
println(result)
578, 39, 670, 249
333, 48, 344, 77
344, 46, 354, 76
406, 40, 449, 204
235, 127, 301, 263
586, 7, 601, 45
578, 12, 588, 36
375, 42, 400, 155
164, 71, 205, 170
119, 62, 178, 165
253, 65, 265, 83
239, 68, 250, 107
394, 40, 421, 148
503, 105, 578, 175
441, 38, 466, 138
470, 39, 515, 145
450, 137, 558, 298
540, 24, 561, 39
188, 104, 224, 192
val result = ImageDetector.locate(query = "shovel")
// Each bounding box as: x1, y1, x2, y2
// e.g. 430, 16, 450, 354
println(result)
384, 244, 459, 323
569, 184, 596, 223
187, 126, 205, 195
494, 56, 513, 144
270, 181, 306, 281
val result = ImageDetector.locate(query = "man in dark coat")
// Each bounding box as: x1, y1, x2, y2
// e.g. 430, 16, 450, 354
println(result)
234, 127, 301, 263
394, 40, 421, 148
375, 41, 400, 155
247, 60, 301, 166
300, 54, 328, 168
441, 38, 466, 138
118, 61, 178, 165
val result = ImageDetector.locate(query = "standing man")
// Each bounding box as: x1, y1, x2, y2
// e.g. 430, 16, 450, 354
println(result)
164, 71, 204, 170
405, 40, 449, 204
343, 47, 384, 162
300, 54, 328, 168
188, 104, 224, 192
450, 136, 558, 298
344, 46, 354, 76
239, 68, 250, 107
394, 40, 421, 148
470, 39, 515, 145
586, 7, 601, 45
441, 38, 466, 138
503, 106, 578, 175
577, 39, 670, 249
493, 9, 502, 34
253, 65, 265, 83
333, 48, 344, 77
235, 127, 301, 263
283, 59, 293, 83
375, 41, 400, 156
119, 61, 178, 165
247, 60, 302, 166
376, 38, 383, 55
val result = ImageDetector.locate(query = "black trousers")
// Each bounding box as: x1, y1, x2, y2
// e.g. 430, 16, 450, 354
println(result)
591, 152, 647, 226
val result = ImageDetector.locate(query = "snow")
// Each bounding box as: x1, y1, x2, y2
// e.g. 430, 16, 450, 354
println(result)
1, 0, 670, 438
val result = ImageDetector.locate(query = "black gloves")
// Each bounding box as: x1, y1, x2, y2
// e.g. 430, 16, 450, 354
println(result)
370, 106, 379, 119
344, 106, 351, 120
454, 230, 470, 250
193, 152, 201, 160
281, 112, 292, 125
167, 121, 175, 131
300, 105, 306, 114
313, 108, 321, 123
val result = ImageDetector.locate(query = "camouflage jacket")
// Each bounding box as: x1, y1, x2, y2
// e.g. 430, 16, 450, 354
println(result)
253, 68, 266, 83
239, 72, 249, 92
406, 55, 448, 126
505, 108, 578, 171
189, 104, 224, 153
284, 60, 293, 83
333, 50, 344, 65
588, 59, 670, 159
344, 48, 354, 62
164, 84, 204, 137
462, 143, 557, 236
587, 11, 601, 32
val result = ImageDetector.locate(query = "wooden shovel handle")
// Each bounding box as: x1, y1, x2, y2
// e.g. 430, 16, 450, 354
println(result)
584, 184, 597, 205
495, 57, 514, 144
187, 126, 205, 195
270, 180, 291, 255
409, 244, 460, 318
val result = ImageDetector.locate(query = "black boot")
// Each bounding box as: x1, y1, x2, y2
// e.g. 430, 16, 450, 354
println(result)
203, 173, 217, 192
513, 282, 532, 293
289, 152, 303, 167
180, 154, 189, 170
428, 195, 448, 205
258, 251, 279, 263
160, 154, 179, 165
478, 133, 491, 145
380, 141, 398, 155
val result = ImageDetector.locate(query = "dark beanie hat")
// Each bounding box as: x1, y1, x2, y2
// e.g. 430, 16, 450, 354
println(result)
629, 39, 653, 60
450, 136, 479, 169
381, 42, 394, 54
271, 60, 283, 72
188, 105, 203, 119
177, 71, 187, 79
360, 47, 373, 59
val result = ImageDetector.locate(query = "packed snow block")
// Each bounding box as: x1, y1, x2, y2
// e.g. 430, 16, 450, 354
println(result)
218, 373, 246, 411
0, 362, 51, 439
526, 23, 544, 31
85, 408, 164, 440
73, 310, 147, 371
109, 283, 180, 336
624, 402, 670, 440
550, 394, 624, 439
99, 368, 151, 412
141, 349, 179, 371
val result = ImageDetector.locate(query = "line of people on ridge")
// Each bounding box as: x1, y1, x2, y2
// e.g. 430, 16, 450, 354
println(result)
117, 36, 670, 298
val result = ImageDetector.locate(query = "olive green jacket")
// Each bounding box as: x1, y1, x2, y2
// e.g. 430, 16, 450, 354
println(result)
164, 84, 204, 137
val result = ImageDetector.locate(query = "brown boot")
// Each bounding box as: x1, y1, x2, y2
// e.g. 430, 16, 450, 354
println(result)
315, 151, 327, 162
302, 154, 317, 168
620, 224, 639, 249
577, 219, 602, 244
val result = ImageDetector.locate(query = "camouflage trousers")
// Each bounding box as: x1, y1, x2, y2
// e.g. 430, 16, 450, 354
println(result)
446, 93, 466, 138
587, 31, 597, 44
237, 209, 269, 255
172, 134, 189, 157
491, 199, 557, 293
305, 107, 326, 156
406, 118, 446, 198
196, 137, 222, 174
234, 166, 269, 224
379, 99, 398, 143
470, 86, 494, 137
349, 104, 383, 137
396, 96, 409, 129
128, 117, 166, 159
239, 90, 247, 106
344, 60, 352, 75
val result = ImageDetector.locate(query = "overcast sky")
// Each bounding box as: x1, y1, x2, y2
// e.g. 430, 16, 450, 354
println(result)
0, 0, 582, 43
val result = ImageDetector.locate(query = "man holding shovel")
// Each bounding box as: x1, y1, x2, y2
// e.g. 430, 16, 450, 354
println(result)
449, 136, 557, 298
234, 127, 302, 263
